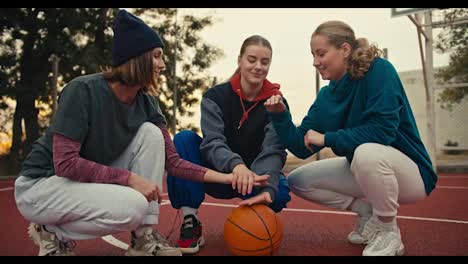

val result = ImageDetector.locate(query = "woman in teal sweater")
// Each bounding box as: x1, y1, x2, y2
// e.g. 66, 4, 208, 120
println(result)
265, 21, 437, 256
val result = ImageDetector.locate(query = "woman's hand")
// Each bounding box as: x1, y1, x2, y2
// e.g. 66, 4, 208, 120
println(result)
238, 191, 273, 207
128, 172, 162, 203
232, 164, 258, 195
203, 170, 269, 186
304, 129, 325, 152
264, 95, 286, 113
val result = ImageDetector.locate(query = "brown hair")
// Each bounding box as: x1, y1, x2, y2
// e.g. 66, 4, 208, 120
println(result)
312, 21, 382, 79
102, 49, 159, 96
231, 35, 273, 79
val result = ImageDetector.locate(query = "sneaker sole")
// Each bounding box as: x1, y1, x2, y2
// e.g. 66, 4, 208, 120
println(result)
363, 241, 405, 256
179, 236, 205, 254
125, 248, 182, 256
396, 244, 405, 256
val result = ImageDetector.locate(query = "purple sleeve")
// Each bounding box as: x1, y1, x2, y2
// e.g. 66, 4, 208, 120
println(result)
52, 133, 130, 185
157, 125, 207, 182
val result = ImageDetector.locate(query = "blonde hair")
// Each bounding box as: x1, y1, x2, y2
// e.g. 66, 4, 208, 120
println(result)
102, 49, 159, 96
312, 21, 382, 79
230, 35, 273, 79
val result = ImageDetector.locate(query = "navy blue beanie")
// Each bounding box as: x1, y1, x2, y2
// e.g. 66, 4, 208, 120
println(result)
112, 9, 165, 67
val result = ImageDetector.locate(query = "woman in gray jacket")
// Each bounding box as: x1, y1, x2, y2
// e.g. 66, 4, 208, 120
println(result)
167, 35, 291, 255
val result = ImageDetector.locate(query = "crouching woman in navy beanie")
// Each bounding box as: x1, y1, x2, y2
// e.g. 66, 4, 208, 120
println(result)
14, 9, 270, 256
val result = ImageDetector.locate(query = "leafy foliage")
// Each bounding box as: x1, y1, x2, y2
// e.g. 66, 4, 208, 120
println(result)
434, 8, 468, 111
0, 8, 223, 170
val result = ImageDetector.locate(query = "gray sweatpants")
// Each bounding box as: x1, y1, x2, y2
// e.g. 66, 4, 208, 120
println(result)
14, 122, 166, 241
288, 143, 427, 217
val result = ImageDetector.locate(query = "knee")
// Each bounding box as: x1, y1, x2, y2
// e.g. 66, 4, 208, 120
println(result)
287, 171, 326, 203
287, 170, 317, 193
351, 143, 387, 179
287, 173, 304, 197
286, 172, 301, 190
173, 130, 201, 145
138, 122, 164, 146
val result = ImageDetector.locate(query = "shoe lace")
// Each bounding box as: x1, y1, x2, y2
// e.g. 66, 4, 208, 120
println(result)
180, 216, 201, 240
59, 240, 76, 253
361, 217, 383, 242
355, 215, 371, 234
44, 237, 76, 256
151, 230, 172, 247
182, 217, 194, 230
136, 231, 168, 255
367, 230, 393, 249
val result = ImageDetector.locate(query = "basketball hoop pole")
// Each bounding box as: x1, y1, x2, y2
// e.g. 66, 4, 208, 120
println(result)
393, 8, 437, 170
412, 11, 437, 172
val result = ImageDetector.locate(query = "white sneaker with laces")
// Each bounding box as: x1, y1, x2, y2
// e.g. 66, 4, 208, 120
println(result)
362, 229, 405, 256
28, 223, 76, 256
347, 214, 372, 244
350, 214, 395, 245
125, 230, 182, 256
347, 200, 372, 244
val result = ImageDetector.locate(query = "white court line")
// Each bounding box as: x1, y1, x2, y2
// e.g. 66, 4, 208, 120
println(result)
439, 176, 468, 179
102, 235, 128, 250
281, 207, 468, 224
2, 185, 466, 193
199, 201, 468, 225
437, 186, 468, 189
3, 186, 468, 193
102, 198, 468, 250
0, 188, 171, 193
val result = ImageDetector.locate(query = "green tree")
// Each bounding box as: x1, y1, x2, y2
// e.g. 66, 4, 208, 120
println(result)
435, 8, 468, 111
0, 8, 118, 170
132, 8, 223, 133
0, 8, 223, 172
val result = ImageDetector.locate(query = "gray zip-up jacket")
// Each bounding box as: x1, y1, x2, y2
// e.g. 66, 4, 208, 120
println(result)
199, 82, 287, 202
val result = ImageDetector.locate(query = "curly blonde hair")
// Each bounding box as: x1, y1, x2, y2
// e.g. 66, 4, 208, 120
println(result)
312, 21, 382, 79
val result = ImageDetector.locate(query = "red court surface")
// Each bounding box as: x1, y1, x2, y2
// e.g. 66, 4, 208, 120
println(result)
1, 173, 467, 256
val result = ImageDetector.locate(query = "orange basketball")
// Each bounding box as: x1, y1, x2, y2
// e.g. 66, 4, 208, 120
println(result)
224, 204, 283, 256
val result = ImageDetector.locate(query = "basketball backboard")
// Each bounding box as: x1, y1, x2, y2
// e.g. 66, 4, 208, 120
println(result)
391, 8, 434, 18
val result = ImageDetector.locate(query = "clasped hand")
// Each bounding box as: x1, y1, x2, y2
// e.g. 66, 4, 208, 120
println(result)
304, 129, 325, 152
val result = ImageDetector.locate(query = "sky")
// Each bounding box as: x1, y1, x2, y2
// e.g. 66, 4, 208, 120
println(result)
175, 8, 451, 127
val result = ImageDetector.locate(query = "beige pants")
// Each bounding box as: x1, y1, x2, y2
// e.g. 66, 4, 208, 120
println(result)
288, 143, 427, 217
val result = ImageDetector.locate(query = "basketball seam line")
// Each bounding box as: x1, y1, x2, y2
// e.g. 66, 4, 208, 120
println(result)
250, 206, 274, 256
228, 238, 282, 252
226, 218, 271, 241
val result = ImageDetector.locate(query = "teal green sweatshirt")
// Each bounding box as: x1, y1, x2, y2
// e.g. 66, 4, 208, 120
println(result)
270, 58, 437, 195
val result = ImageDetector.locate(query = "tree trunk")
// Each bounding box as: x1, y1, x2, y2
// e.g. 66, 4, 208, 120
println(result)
10, 101, 23, 172
10, 94, 39, 172
9, 8, 42, 172
23, 95, 39, 155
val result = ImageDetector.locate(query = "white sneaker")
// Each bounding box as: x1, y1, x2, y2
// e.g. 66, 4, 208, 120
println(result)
362, 229, 405, 256
347, 201, 372, 244
125, 230, 182, 256
28, 223, 76, 256
350, 214, 393, 245
347, 213, 372, 244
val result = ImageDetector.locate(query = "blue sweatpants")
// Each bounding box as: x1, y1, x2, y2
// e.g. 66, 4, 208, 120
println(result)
167, 130, 291, 213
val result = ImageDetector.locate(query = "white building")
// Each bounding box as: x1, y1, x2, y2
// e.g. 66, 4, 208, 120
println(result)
398, 69, 468, 154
